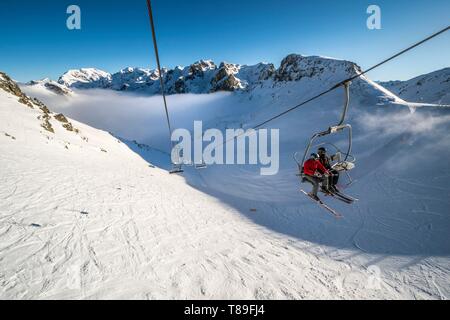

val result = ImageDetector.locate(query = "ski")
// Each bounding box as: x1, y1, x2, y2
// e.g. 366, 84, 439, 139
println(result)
327, 191, 353, 204
320, 187, 353, 204
300, 190, 343, 219
332, 188, 359, 202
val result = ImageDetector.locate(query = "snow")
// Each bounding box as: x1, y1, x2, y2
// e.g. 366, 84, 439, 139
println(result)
379, 68, 450, 105
58, 68, 112, 89
24, 78, 73, 96
0, 84, 400, 300
3, 54, 450, 300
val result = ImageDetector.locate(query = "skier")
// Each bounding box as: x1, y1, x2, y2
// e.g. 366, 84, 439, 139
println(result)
318, 147, 339, 192
303, 153, 330, 200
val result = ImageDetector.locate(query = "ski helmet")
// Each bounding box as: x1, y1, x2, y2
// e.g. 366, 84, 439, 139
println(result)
310, 153, 319, 159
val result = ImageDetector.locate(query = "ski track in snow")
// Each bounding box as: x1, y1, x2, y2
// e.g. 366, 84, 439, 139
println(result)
0, 127, 367, 299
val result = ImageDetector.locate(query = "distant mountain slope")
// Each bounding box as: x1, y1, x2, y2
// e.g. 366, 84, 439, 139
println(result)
22, 55, 449, 107
379, 68, 450, 104
58, 68, 112, 89
22, 54, 405, 108
26, 78, 73, 96
51, 60, 275, 94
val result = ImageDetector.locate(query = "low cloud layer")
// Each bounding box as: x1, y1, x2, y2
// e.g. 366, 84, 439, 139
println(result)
21, 86, 232, 151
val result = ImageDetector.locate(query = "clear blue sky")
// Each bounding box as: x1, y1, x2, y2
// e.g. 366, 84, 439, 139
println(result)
1, 0, 449, 82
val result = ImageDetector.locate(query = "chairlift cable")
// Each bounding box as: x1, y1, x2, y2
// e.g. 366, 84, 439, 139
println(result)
145, 0, 174, 152
222, 25, 449, 145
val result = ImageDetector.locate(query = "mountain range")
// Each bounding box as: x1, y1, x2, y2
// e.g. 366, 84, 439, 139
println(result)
23, 54, 450, 105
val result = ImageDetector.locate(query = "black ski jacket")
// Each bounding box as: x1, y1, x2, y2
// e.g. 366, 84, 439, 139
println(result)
319, 154, 332, 170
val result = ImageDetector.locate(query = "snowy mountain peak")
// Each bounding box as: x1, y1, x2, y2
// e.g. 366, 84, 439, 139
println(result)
58, 68, 112, 88
111, 67, 154, 91
275, 54, 360, 82
25, 54, 447, 106
189, 59, 216, 73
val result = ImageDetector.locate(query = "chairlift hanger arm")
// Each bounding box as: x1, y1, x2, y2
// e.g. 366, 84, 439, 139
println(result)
337, 81, 350, 127
300, 83, 353, 167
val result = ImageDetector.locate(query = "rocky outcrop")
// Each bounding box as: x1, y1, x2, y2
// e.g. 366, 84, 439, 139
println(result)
1, 72, 35, 107
210, 62, 242, 92
54, 113, 78, 132
186, 60, 216, 80
26, 54, 367, 96
1, 71, 78, 134
275, 54, 360, 82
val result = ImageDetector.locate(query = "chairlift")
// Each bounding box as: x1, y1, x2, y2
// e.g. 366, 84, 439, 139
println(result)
194, 162, 207, 169
296, 81, 356, 189
169, 144, 184, 174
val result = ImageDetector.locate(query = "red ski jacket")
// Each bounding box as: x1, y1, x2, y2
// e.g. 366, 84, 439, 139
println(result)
303, 159, 329, 177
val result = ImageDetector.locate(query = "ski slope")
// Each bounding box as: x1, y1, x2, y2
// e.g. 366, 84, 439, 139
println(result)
0, 73, 407, 299
4, 59, 450, 300
379, 68, 450, 105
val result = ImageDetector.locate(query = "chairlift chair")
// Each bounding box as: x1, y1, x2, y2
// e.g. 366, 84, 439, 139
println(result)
296, 81, 356, 187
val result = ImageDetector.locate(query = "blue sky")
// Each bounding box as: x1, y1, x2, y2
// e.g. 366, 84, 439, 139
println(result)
1, 0, 449, 82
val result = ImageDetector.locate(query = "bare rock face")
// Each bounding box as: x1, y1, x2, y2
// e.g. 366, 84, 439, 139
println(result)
275, 54, 322, 81
1, 72, 25, 97
258, 64, 276, 81
54, 113, 69, 123
186, 60, 216, 80
53, 113, 79, 133
211, 73, 242, 92
275, 54, 360, 82
174, 78, 186, 94
0, 72, 35, 108
210, 62, 242, 92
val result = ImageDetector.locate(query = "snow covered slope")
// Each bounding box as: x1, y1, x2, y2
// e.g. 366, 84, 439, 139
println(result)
25, 78, 73, 96
379, 68, 450, 104
9, 53, 450, 300
6, 70, 445, 300
58, 68, 112, 89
